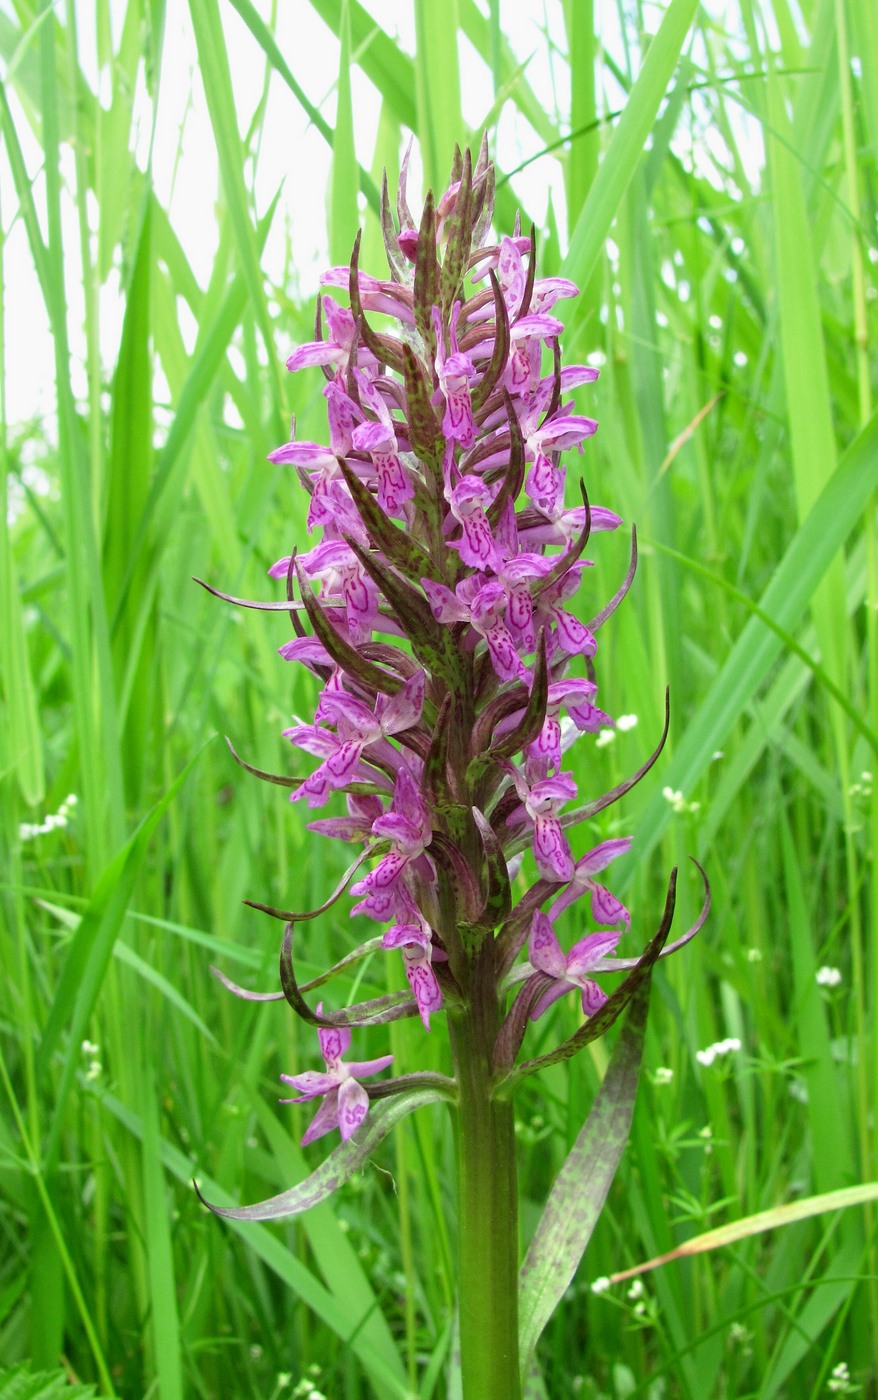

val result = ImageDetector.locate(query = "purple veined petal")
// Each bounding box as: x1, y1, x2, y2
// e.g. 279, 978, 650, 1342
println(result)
509, 312, 564, 341
443, 387, 476, 446
565, 698, 611, 732
351, 888, 397, 920
530, 978, 572, 1021
455, 508, 500, 570
558, 363, 599, 389
268, 554, 294, 580
267, 440, 337, 469
345, 1054, 394, 1079
307, 816, 375, 841
505, 583, 536, 652
351, 849, 410, 893
421, 578, 470, 624
528, 910, 567, 979
536, 413, 599, 450
382, 923, 429, 951
547, 677, 598, 706
352, 420, 395, 454
505, 344, 535, 394
590, 883, 631, 929
300, 1088, 342, 1145
529, 772, 577, 807
325, 740, 368, 781
498, 235, 527, 316
322, 295, 356, 346
375, 452, 414, 515
342, 569, 377, 640
580, 980, 609, 1018
565, 930, 622, 979
378, 669, 426, 735
390, 764, 431, 834
279, 1069, 339, 1100
531, 716, 562, 770
575, 837, 634, 877
282, 726, 339, 758
533, 815, 575, 882
526, 453, 565, 514
325, 382, 362, 455
550, 608, 597, 657
531, 277, 580, 311
317, 1023, 352, 1064
286, 341, 345, 373
482, 622, 530, 683
337, 1078, 370, 1140
403, 955, 443, 1030
372, 812, 422, 850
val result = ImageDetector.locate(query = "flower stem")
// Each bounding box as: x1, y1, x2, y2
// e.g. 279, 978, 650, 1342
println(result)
448, 938, 521, 1400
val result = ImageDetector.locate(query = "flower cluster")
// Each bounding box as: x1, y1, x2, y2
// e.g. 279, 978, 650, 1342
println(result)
210, 142, 707, 1146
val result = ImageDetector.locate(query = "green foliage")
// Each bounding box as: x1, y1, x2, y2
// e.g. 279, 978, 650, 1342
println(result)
1, 1, 876, 1396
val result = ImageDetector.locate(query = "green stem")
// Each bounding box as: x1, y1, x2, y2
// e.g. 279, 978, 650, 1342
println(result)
448, 938, 521, 1400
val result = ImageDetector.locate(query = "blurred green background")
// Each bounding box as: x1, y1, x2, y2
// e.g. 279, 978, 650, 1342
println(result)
1, 0, 876, 1395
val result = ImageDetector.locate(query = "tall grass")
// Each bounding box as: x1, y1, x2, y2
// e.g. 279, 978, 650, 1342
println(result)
1, 1, 876, 1395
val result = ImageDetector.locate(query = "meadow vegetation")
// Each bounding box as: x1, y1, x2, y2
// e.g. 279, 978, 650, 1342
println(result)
1, 0, 876, 1395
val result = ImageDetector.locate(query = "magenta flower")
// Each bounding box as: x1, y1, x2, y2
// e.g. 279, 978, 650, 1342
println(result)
280, 1012, 393, 1144
527, 912, 620, 1020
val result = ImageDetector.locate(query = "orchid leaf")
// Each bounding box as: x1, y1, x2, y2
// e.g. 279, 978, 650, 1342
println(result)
402, 342, 444, 469
439, 147, 472, 316
517, 978, 653, 1371
195, 1088, 447, 1221
294, 557, 402, 696
338, 459, 439, 582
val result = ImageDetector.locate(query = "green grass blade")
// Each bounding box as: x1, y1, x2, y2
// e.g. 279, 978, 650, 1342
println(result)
414, 0, 463, 192
563, 0, 699, 292
627, 408, 878, 873
330, 0, 359, 266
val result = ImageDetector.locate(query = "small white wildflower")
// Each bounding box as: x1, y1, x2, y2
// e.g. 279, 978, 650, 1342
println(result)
816, 966, 842, 987
711, 750, 724, 761
662, 786, 684, 809
590, 1276, 612, 1294
85, 1060, 102, 1082
595, 728, 616, 748
747, 948, 763, 963
249, 1345, 263, 1361
789, 1078, 809, 1105
627, 1279, 645, 1300
616, 714, 639, 732
828, 1361, 856, 1393
653, 1066, 674, 1085
633, 1300, 648, 1318
81, 1040, 99, 1057
698, 1125, 712, 1140
696, 1037, 741, 1066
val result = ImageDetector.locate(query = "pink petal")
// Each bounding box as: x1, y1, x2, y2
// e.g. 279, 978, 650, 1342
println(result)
551, 608, 597, 656
580, 981, 609, 1017
533, 816, 574, 882
337, 1079, 370, 1140
528, 911, 566, 978
590, 883, 631, 929
318, 1024, 352, 1064
566, 930, 621, 979
300, 1089, 342, 1145
575, 838, 633, 877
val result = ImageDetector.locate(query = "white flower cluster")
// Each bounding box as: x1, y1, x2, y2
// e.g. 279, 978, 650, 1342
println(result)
81, 1039, 101, 1082
594, 714, 638, 748
652, 1066, 674, 1085
590, 1275, 612, 1294
19, 794, 78, 842
816, 966, 842, 988
662, 786, 700, 815
828, 1360, 859, 1394
696, 1037, 741, 1067
848, 770, 872, 799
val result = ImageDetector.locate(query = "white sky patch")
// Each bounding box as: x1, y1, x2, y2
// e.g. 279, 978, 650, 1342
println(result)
2, 0, 764, 434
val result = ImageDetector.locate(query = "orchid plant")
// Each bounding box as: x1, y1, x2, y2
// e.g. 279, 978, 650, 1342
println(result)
197, 140, 708, 1400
